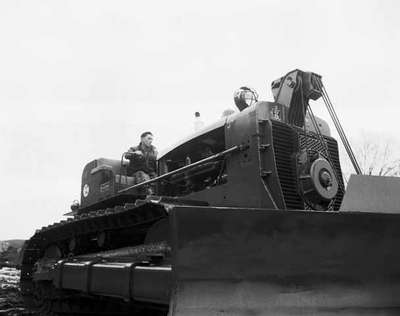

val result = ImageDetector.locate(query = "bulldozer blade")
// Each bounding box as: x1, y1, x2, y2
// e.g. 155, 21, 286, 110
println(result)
168, 206, 400, 316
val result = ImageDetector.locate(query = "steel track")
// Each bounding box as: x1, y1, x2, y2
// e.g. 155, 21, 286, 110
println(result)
20, 202, 169, 315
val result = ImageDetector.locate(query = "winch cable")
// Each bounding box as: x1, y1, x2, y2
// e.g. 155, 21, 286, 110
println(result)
315, 79, 360, 174
299, 78, 309, 150
323, 88, 361, 175
318, 82, 357, 169
300, 76, 332, 164
299, 79, 345, 206
314, 79, 362, 175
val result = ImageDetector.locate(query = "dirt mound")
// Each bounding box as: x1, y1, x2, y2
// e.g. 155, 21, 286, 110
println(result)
0, 267, 34, 316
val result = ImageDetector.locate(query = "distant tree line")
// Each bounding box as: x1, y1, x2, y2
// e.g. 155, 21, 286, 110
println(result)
0, 240, 24, 267
340, 133, 400, 182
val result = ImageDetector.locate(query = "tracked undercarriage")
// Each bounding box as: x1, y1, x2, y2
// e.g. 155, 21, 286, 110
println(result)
20, 200, 171, 315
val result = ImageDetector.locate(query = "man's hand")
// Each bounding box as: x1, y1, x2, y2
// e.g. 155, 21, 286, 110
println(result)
125, 150, 142, 159
125, 149, 143, 160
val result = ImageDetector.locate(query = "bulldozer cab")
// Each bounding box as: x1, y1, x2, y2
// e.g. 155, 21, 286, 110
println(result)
80, 158, 120, 207
79, 158, 140, 211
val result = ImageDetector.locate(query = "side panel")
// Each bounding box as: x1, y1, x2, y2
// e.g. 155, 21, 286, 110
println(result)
187, 105, 286, 209
169, 206, 400, 315
224, 107, 265, 207
223, 106, 285, 209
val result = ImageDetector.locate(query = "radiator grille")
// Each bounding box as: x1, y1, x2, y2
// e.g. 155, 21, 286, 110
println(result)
271, 121, 304, 209
272, 120, 345, 211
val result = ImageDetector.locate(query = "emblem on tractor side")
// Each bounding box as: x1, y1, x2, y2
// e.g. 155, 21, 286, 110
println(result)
271, 105, 281, 121
83, 184, 90, 197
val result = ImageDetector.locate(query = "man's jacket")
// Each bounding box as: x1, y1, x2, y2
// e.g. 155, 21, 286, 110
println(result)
126, 143, 157, 175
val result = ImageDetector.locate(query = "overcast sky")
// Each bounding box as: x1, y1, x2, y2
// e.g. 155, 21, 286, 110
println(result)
1, 0, 399, 239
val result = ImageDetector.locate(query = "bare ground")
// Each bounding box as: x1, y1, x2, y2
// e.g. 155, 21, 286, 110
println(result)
0, 267, 34, 316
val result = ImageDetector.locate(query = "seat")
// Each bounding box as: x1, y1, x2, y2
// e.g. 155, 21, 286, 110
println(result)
115, 174, 135, 186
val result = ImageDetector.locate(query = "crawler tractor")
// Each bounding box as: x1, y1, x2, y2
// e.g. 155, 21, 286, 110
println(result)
20, 70, 400, 315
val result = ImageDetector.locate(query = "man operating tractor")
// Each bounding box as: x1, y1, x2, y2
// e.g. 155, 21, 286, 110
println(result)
126, 131, 158, 184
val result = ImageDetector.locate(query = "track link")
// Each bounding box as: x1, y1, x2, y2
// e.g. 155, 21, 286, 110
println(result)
20, 201, 169, 315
